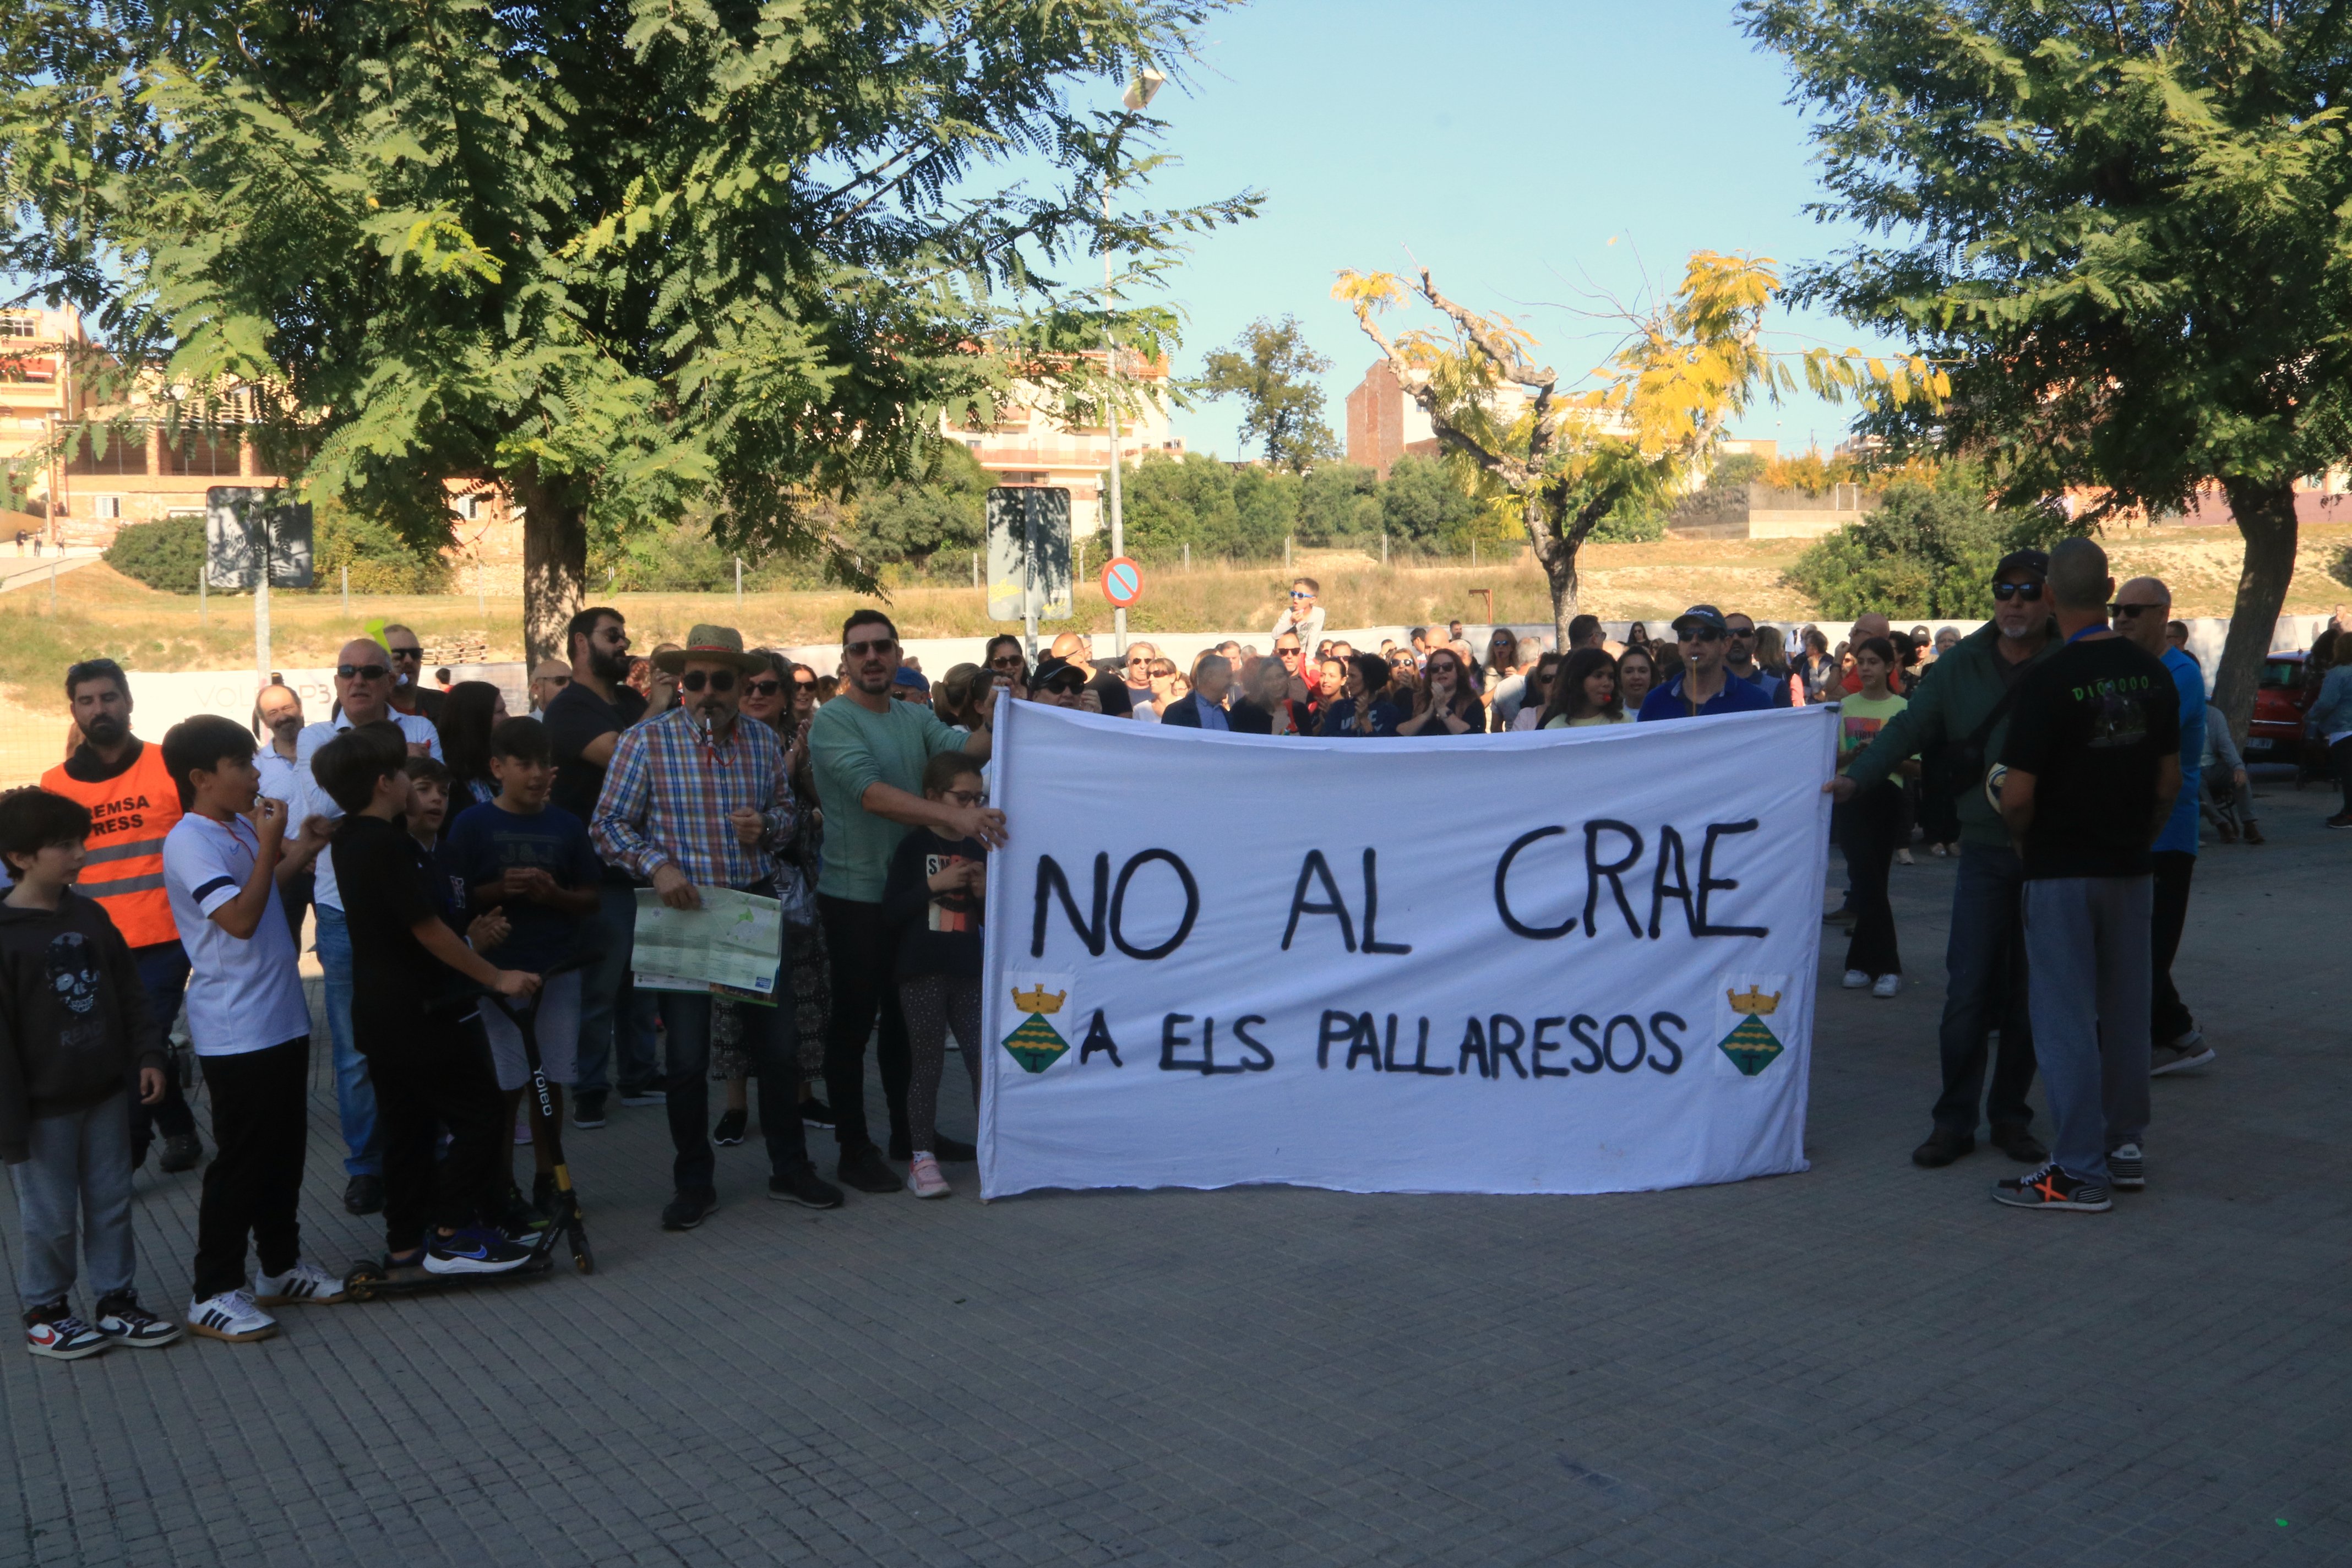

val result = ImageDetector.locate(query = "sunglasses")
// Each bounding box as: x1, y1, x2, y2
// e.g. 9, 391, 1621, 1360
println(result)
542, 676, 571, 689
2109, 602, 2164, 618
337, 663, 390, 680
1992, 580, 2044, 601
679, 669, 737, 693
1125, 656, 1150, 668
1727, 628, 1757, 639
386, 646, 422, 661
1290, 590, 1314, 600
744, 678, 783, 696
792, 677, 816, 690
988, 654, 1023, 669
1683, 627, 1725, 643
845, 638, 896, 658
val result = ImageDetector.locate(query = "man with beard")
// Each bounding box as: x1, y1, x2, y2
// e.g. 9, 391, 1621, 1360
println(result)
542, 606, 661, 1131
288, 641, 441, 1215
808, 610, 1001, 1194
592, 624, 843, 1231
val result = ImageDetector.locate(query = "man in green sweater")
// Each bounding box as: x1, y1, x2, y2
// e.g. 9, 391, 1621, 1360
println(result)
1829, 549, 2056, 1169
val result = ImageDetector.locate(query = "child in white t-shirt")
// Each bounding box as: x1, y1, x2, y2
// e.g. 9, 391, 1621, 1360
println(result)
160, 717, 346, 1344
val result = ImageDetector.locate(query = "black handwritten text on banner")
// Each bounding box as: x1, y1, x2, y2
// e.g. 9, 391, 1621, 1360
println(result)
977, 700, 1839, 1197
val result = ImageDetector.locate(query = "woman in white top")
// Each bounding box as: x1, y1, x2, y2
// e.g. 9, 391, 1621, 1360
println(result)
1536, 647, 1630, 728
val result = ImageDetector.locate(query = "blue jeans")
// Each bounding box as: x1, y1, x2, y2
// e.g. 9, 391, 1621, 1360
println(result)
312, 905, 380, 1177
658, 907, 805, 1197
129, 941, 197, 1151
2022, 875, 2154, 1183
10, 1092, 137, 1310
576, 881, 661, 1101
1931, 845, 2040, 1137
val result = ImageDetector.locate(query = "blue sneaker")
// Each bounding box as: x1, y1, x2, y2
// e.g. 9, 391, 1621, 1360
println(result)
423, 1227, 534, 1276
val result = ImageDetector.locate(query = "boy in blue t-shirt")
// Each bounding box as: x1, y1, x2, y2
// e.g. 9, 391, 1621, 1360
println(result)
439, 718, 600, 1214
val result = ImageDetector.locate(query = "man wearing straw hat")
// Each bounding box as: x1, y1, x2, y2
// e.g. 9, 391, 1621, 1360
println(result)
590, 624, 842, 1231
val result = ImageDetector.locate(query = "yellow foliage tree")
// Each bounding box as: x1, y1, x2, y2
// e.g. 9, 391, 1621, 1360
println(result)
1333, 253, 1946, 639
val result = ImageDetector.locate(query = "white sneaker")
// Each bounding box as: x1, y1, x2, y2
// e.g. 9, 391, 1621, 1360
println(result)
1842, 970, 1870, 989
1871, 973, 1902, 999
1895, 848, 1915, 865
186, 1289, 279, 1344
253, 1259, 347, 1307
906, 1154, 950, 1199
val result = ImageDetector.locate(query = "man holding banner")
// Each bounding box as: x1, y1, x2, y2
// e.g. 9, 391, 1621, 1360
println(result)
590, 624, 840, 1231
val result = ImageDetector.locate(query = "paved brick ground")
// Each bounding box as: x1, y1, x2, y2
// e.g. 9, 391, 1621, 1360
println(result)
3, 795, 2348, 1567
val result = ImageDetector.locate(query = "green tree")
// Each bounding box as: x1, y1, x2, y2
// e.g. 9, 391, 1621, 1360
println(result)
1379, 454, 1478, 549
1230, 465, 1300, 556
102, 516, 205, 595
844, 443, 989, 575
1297, 462, 1382, 544
1743, 0, 2352, 734
1199, 314, 1340, 472
1788, 482, 2012, 619
1119, 451, 1240, 559
1, 2, 1255, 661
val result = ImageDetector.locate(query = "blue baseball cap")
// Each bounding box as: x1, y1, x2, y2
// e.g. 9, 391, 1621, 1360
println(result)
892, 667, 930, 694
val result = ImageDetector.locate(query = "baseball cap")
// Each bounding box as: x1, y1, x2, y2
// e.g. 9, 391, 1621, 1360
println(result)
1993, 547, 2050, 581
1030, 656, 1087, 692
1671, 603, 1728, 637
892, 666, 931, 694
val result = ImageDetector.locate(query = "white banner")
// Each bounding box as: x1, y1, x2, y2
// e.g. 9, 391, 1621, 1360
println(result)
977, 699, 1839, 1199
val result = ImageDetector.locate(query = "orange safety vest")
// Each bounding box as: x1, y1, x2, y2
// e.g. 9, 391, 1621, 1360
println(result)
41, 738, 184, 949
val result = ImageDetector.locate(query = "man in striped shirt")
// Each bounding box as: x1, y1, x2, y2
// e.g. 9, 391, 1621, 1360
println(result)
591, 624, 841, 1232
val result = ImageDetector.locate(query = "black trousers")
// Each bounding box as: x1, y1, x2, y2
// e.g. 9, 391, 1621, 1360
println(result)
372, 1015, 506, 1254
2150, 850, 2197, 1044
129, 941, 197, 1155
1836, 783, 1903, 977
190, 1037, 311, 1299
819, 895, 912, 1153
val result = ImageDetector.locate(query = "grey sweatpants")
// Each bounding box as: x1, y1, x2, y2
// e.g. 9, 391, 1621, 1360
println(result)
8, 1092, 138, 1311
2022, 876, 2153, 1184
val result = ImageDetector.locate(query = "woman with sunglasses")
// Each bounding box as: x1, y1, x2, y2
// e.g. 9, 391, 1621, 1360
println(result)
1397, 647, 1483, 736
708, 650, 835, 1148
981, 634, 1028, 703
1508, 651, 1566, 731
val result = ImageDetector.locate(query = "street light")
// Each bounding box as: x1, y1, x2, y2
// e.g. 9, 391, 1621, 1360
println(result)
1102, 69, 1163, 659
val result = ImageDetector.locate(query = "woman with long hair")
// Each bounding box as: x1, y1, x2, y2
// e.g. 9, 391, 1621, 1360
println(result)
1508, 652, 1566, 731
1616, 645, 1658, 713
1397, 646, 1483, 736
1755, 625, 1803, 707
709, 649, 834, 1147
1798, 628, 1835, 704
1538, 647, 1629, 728
1625, 622, 1652, 655
438, 680, 508, 810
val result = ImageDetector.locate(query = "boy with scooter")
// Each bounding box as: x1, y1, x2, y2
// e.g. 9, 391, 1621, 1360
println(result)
309, 723, 539, 1276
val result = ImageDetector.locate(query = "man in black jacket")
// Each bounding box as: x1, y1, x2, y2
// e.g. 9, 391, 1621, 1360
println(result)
1161, 656, 1235, 730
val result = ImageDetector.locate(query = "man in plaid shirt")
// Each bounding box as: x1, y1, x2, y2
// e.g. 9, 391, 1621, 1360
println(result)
591, 624, 843, 1231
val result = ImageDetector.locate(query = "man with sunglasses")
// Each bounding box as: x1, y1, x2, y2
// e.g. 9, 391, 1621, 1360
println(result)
545, 606, 662, 1129
1046, 631, 1131, 717
592, 624, 841, 1229
1831, 549, 2056, 1170
809, 609, 1003, 1194
2112, 576, 2214, 1076
288, 640, 443, 1215
1723, 613, 1795, 709
1637, 605, 1773, 721
379, 624, 445, 726
1119, 641, 1161, 710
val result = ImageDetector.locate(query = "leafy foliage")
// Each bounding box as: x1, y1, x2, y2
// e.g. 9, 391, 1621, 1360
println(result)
842, 444, 990, 575
0, 0, 1258, 657
1199, 315, 1340, 472
103, 517, 205, 595
314, 498, 452, 595
1296, 464, 1382, 544
1787, 478, 2037, 619
1378, 456, 1479, 548
1741, 0, 2352, 728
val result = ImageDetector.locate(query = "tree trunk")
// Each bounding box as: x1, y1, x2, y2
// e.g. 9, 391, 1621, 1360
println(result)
1527, 491, 1577, 645
513, 466, 586, 672
2212, 475, 2299, 745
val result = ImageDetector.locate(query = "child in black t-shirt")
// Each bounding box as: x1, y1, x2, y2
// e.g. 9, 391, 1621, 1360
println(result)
881, 753, 989, 1200
311, 722, 540, 1277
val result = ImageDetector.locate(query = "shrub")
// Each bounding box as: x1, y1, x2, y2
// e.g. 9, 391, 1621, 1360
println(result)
103, 515, 206, 593
1787, 481, 2019, 619
312, 497, 451, 594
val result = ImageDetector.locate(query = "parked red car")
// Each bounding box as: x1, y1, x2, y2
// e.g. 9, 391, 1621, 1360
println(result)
2244, 652, 2313, 761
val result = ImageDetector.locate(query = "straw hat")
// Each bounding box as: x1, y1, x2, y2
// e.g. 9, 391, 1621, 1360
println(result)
652, 624, 770, 676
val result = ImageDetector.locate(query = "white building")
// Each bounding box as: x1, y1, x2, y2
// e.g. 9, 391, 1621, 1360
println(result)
943, 349, 1184, 537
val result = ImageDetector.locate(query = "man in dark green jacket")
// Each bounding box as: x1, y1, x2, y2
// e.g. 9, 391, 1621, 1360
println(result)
1830, 549, 2057, 1168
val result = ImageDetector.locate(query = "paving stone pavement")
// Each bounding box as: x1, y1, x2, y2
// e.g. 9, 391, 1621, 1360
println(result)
3, 799, 2348, 1566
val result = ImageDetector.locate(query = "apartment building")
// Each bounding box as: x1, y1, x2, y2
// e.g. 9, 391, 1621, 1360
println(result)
944, 348, 1184, 536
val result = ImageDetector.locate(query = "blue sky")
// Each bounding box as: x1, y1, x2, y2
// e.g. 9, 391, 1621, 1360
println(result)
1127, 0, 1896, 461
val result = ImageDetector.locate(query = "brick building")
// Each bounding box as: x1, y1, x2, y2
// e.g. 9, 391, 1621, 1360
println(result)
944, 348, 1184, 536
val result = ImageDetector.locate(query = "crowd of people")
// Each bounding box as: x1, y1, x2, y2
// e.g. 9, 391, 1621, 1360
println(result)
0, 555, 2339, 1358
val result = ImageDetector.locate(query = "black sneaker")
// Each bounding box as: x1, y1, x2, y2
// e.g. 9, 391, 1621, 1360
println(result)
531, 1171, 557, 1216
660, 1191, 719, 1231
572, 1092, 608, 1130
1989, 1124, 2050, 1164
157, 1132, 204, 1174
617, 1086, 667, 1107
769, 1163, 845, 1209
799, 1097, 836, 1130
2108, 1143, 2146, 1190
93, 1292, 182, 1349
1911, 1128, 1974, 1168
1994, 1163, 2113, 1212
424, 1227, 535, 1275
836, 1144, 900, 1194
712, 1108, 748, 1146
498, 1188, 549, 1244
342, 1174, 384, 1216
2327, 812, 2352, 830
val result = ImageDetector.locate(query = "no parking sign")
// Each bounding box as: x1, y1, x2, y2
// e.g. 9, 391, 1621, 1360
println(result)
1100, 555, 1144, 608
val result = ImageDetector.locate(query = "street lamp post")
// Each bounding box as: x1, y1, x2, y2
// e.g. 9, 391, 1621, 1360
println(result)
1102, 69, 1163, 662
